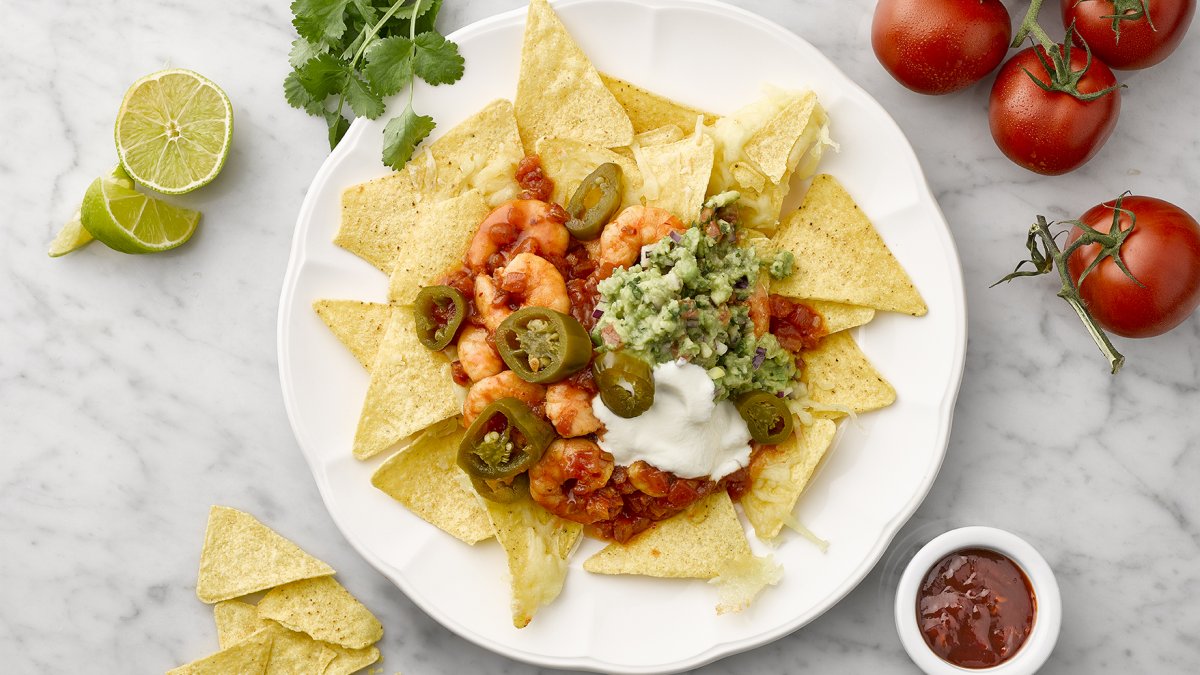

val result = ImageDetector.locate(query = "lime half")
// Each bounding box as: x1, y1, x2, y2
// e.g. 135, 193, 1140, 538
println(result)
80, 166, 201, 254
114, 69, 233, 195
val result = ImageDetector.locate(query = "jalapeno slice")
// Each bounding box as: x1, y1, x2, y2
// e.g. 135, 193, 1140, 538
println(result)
495, 307, 592, 383
734, 391, 794, 444
458, 398, 556, 481
470, 473, 530, 504
414, 285, 467, 351
565, 162, 623, 240
592, 350, 654, 418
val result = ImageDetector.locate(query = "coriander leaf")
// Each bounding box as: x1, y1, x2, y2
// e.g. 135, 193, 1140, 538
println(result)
284, 70, 326, 115
413, 32, 464, 85
364, 36, 414, 96
296, 53, 350, 99
291, 0, 352, 45
345, 74, 385, 119
349, 0, 377, 25
288, 38, 326, 69
394, 0, 436, 20
325, 110, 351, 149
414, 0, 443, 35
382, 104, 436, 169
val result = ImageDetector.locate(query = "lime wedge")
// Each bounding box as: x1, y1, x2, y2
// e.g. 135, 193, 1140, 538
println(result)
48, 207, 95, 257
80, 167, 201, 254
114, 69, 233, 195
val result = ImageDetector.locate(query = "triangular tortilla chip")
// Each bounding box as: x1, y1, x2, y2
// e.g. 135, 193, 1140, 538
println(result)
742, 91, 820, 184
742, 419, 838, 540
806, 299, 875, 335
243, 623, 338, 675
583, 492, 750, 579
599, 73, 717, 134
214, 600, 268, 648
323, 644, 381, 675
256, 576, 383, 649
515, 0, 633, 152
371, 426, 494, 545
535, 137, 643, 211
482, 496, 582, 628
801, 332, 895, 414
634, 132, 715, 225
314, 300, 392, 370
352, 307, 461, 460
336, 100, 522, 273
166, 637, 272, 675
196, 506, 335, 604
387, 190, 489, 304
710, 553, 784, 614
772, 175, 927, 316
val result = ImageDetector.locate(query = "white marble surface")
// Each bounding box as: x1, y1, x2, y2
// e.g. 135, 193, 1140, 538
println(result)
3, 0, 1199, 672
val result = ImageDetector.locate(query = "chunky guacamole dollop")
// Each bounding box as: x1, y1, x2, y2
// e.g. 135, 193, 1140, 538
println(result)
592, 194, 796, 401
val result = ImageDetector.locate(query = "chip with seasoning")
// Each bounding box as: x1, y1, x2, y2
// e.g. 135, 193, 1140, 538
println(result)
214, 599, 381, 675
166, 637, 272, 675
634, 132, 715, 226
801, 331, 897, 415
599, 73, 717, 134
535, 137, 643, 211
313, 300, 392, 370
387, 190, 490, 304
256, 576, 384, 650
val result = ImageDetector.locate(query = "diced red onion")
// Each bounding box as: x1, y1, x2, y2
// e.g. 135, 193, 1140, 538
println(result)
592, 308, 604, 319
734, 276, 749, 289
669, 230, 682, 243
752, 347, 766, 369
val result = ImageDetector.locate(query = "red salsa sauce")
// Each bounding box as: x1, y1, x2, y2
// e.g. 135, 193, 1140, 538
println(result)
917, 547, 1036, 669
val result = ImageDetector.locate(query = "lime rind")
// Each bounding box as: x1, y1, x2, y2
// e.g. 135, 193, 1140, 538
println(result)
80, 168, 201, 254
114, 68, 233, 195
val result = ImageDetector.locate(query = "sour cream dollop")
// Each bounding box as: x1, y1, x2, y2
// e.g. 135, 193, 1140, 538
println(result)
592, 360, 751, 481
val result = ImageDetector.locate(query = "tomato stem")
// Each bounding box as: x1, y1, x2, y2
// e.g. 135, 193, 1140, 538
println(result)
1014, 0, 1057, 52
1013, 1, 1124, 103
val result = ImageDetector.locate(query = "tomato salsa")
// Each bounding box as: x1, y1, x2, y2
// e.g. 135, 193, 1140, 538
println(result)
917, 547, 1036, 669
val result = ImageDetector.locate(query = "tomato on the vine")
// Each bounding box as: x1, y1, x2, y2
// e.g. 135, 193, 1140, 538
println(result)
1061, 0, 1196, 70
872, 0, 1012, 95
1067, 196, 1200, 338
988, 44, 1121, 175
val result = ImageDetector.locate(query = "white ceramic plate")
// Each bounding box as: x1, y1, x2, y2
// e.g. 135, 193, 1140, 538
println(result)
277, 0, 966, 672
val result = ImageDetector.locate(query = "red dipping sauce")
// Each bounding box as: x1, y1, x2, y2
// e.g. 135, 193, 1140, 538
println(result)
916, 547, 1036, 669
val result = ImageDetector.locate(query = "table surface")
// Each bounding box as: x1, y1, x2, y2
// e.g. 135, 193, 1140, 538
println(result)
5, 1, 1199, 673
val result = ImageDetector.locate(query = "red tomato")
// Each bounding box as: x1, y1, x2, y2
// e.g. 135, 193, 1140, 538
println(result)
988, 45, 1121, 175
872, 0, 1012, 95
1066, 196, 1200, 338
1061, 0, 1196, 70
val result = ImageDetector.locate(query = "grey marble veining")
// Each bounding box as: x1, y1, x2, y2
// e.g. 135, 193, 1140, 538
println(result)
2, 0, 1198, 673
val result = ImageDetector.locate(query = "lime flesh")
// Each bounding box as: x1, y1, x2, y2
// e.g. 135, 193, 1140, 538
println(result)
80, 168, 201, 254
115, 69, 233, 195
48, 207, 95, 257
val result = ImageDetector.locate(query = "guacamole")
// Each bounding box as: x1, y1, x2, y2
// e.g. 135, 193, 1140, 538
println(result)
592, 195, 797, 400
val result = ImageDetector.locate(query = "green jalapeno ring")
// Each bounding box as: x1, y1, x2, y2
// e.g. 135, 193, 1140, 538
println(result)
565, 162, 623, 240
458, 398, 556, 481
470, 473, 530, 504
592, 350, 655, 418
734, 391, 794, 445
495, 307, 593, 383
414, 285, 467, 351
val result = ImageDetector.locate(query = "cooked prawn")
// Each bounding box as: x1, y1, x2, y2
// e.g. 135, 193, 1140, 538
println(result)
748, 279, 770, 338
545, 382, 603, 437
466, 199, 569, 273
473, 252, 571, 332
626, 460, 671, 498
456, 325, 503, 382
462, 370, 545, 426
529, 438, 623, 524
597, 205, 687, 278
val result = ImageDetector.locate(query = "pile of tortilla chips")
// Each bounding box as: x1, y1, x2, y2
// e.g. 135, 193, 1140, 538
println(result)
169, 506, 383, 674
313, 0, 926, 627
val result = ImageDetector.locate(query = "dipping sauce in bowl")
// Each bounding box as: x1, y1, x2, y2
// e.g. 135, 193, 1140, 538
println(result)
917, 547, 1036, 669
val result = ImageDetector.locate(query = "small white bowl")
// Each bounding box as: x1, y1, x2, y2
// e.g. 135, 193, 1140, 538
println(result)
894, 526, 1062, 675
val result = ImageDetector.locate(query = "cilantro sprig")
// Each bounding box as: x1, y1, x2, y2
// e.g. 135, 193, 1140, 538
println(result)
284, 0, 465, 169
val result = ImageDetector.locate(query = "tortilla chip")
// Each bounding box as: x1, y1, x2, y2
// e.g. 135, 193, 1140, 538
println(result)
515, 0, 633, 152
599, 73, 717, 134
772, 175, 927, 316
336, 100, 522, 273
167, 638, 273, 675
482, 495, 582, 628
215, 600, 268, 648
536, 137, 643, 211
243, 623, 338, 675
196, 506, 335, 604
323, 644, 382, 675
314, 300, 392, 370
710, 553, 784, 615
387, 190, 488, 303
371, 426, 494, 545
634, 124, 685, 147
807, 300, 875, 335
352, 307, 461, 460
742, 419, 838, 540
256, 576, 383, 650
801, 332, 896, 414
634, 132, 715, 225
742, 91, 821, 185
584, 492, 750, 579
